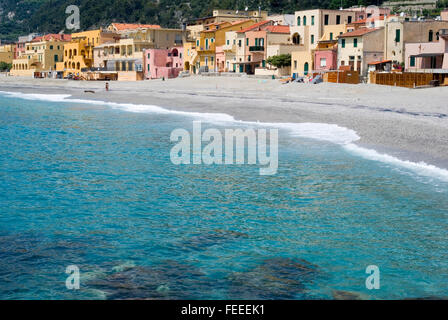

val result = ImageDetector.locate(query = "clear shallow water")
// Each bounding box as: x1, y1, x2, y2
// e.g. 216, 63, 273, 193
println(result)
0, 93, 447, 300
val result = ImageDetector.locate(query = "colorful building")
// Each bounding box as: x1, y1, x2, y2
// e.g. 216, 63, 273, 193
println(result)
337, 28, 385, 78
290, 9, 356, 77
57, 29, 117, 78
0, 44, 14, 64
384, 16, 448, 65
186, 9, 267, 27
143, 47, 183, 79
195, 20, 255, 72
314, 40, 338, 72
11, 34, 71, 77
93, 26, 184, 81
405, 29, 448, 70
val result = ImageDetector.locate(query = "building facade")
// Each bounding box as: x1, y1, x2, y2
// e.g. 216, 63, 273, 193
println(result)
11, 36, 70, 77
143, 47, 183, 79
338, 28, 385, 78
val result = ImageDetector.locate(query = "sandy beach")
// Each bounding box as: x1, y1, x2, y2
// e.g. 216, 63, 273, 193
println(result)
1, 75, 447, 169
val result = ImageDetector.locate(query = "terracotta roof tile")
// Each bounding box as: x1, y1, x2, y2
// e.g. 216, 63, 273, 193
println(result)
265, 25, 290, 33
339, 28, 380, 38
112, 23, 161, 31
32, 34, 72, 42
237, 20, 272, 33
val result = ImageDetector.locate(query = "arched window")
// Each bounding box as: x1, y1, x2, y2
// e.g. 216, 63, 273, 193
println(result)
304, 62, 309, 75
297, 16, 301, 26
429, 30, 433, 42
292, 33, 301, 45
303, 16, 307, 26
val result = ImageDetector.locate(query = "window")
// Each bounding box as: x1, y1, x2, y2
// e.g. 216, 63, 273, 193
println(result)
429, 30, 433, 42
330, 33, 333, 41
353, 38, 358, 48
311, 35, 314, 44
336, 15, 341, 25
303, 16, 307, 26
227, 40, 230, 45
348, 16, 352, 24
248, 55, 251, 62
294, 60, 297, 69
324, 15, 329, 25
54, 54, 58, 62
311, 16, 315, 25
196, 40, 199, 47
297, 16, 301, 26
410, 56, 416, 67
395, 29, 401, 42
341, 39, 345, 48
320, 58, 327, 67
246, 38, 249, 46
50, 45, 54, 50
238, 40, 242, 47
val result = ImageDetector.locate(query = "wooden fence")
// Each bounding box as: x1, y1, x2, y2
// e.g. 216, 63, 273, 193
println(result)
323, 70, 360, 84
369, 72, 433, 88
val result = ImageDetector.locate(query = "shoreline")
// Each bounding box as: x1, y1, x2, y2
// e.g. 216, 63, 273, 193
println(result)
1, 76, 448, 171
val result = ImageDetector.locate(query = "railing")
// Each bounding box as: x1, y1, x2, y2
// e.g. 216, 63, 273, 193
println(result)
249, 46, 264, 52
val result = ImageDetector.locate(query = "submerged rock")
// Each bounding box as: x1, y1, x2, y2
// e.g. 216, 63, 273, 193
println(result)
87, 260, 214, 300
227, 257, 319, 300
332, 290, 364, 300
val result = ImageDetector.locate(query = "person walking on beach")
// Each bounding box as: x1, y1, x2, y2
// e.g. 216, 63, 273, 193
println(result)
105, 82, 109, 91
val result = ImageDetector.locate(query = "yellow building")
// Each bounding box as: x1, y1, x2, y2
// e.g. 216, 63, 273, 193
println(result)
290, 9, 354, 77
0, 44, 14, 64
57, 29, 117, 77
10, 37, 68, 77
195, 20, 255, 72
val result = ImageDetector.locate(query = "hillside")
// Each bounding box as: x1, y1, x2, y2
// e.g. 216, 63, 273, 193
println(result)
0, 0, 384, 41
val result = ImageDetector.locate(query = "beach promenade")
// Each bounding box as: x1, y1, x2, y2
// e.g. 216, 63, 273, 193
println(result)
1, 76, 447, 169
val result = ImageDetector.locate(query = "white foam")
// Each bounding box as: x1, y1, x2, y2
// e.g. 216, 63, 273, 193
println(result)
1, 90, 447, 183
344, 143, 448, 182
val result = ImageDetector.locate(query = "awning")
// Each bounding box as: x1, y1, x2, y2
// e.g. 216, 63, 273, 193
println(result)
368, 60, 392, 65
411, 53, 444, 58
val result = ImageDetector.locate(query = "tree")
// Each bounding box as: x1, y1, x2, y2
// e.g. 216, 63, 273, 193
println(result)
267, 54, 291, 68
0, 62, 12, 72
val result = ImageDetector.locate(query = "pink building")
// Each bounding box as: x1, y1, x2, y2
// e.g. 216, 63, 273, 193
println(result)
215, 46, 225, 72
314, 40, 338, 72
405, 30, 448, 70
143, 47, 183, 79
442, 10, 448, 22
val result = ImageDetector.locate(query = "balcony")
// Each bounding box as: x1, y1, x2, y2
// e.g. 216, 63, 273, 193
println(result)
249, 46, 265, 52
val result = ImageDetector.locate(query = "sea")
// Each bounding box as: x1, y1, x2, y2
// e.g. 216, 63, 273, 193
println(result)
0, 91, 447, 300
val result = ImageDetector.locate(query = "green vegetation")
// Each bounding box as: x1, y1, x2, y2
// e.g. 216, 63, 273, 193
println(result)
0, 0, 384, 41
0, 62, 12, 71
267, 54, 292, 68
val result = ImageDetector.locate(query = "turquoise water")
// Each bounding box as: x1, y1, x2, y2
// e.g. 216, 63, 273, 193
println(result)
0, 93, 447, 300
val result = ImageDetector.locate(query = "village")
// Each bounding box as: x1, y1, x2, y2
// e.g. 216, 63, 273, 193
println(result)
1, 6, 448, 88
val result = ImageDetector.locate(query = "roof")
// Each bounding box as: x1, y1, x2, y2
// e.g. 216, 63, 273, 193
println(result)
32, 34, 72, 42
353, 15, 387, 24
111, 23, 161, 31
265, 25, 290, 34
203, 20, 251, 33
237, 20, 273, 33
368, 60, 392, 65
339, 28, 380, 38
